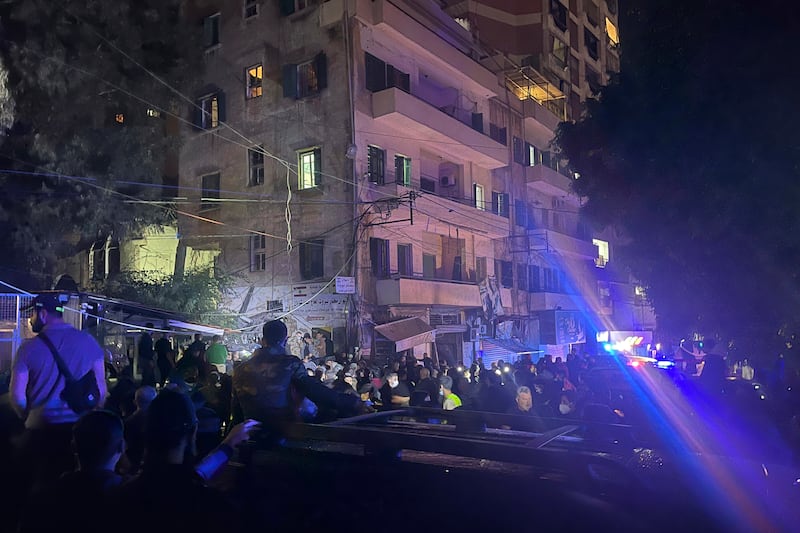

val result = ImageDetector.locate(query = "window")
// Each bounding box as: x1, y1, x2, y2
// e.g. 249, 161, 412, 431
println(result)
476, 257, 487, 281
473, 184, 485, 210
585, 1, 599, 27
593, 239, 610, 267
513, 136, 526, 165
550, 0, 567, 32
367, 145, 386, 185
586, 67, 602, 95
528, 265, 541, 292
299, 239, 324, 280
635, 285, 647, 302
605, 17, 620, 46
527, 143, 540, 166
200, 173, 220, 211
598, 281, 612, 310
543, 267, 561, 292
420, 177, 436, 193
365, 53, 410, 93
514, 199, 528, 227
552, 37, 567, 68
203, 13, 220, 48
297, 147, 321, 189
196, 93, 224, 129
246, 64, 263, 99
280, 0, 307, 16
244, 0, 258, 18
248, 146, 265, 186
423, 254, 436, 279
517, 264, 528, 291
584, 29, 600, 60
495, 260, 513, 288
397, 244, 412, 276
250, 234, 267, 271
489, 123, 507, 145
370, 238, 390, 278
395, 155, 411, 186
492, 192, 509, 218
283, 53, 327, 99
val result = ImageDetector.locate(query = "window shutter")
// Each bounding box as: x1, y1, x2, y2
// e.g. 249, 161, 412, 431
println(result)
315, 52, 328, 90
492, 192, 499, 214
191, 100, 203, 130
395, 156, 403, 185
501, 193, 510, 217
370, 238, 378, 273
499, 127, 507, 145
313, 147, 322, 186
282, 64, 298, 99
471, 112, 483, 133
365, 53, 387, 92
473, 183, 478, 207
280, 0, 296, 16
299, 242, 309, 279
216, 91, 226, 123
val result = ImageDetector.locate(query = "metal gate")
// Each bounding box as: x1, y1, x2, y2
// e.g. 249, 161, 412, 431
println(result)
0, 293, 34, 372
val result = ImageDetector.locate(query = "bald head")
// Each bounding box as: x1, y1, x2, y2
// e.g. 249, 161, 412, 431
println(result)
135, 386, 157, 410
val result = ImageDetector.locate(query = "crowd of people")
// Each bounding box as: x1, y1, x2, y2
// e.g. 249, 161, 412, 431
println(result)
4, 293, 800, 532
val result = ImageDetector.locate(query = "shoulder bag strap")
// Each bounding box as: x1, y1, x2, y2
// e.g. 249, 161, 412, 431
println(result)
38, 331, 75, 382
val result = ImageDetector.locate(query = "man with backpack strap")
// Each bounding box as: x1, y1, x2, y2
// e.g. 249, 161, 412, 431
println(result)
10, 292, 107, 492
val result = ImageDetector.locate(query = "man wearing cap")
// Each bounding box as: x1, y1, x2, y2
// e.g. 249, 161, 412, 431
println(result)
232, 320, 371, 437
10, 293, 107, 489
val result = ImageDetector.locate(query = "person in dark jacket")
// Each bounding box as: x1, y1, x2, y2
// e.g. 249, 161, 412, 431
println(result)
232, 320, 370, 436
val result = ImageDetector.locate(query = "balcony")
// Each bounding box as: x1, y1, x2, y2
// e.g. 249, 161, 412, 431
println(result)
372, 87, 508, 169
529, 229, 598, 260
376, 276, 482, 307
413, 186, 510, 239
527, 292, 580, 312
358, 0, 499, 97
525, 164, 573, 196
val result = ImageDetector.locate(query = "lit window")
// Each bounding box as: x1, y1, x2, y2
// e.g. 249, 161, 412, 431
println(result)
248, 146, 265, 186
454, 17, 470, 32
203, 13, 220, 48
146, 108, 161, 118
115, 113, 125, 124
395, 155, 411, 186
605, 17, 619, 46
635, 285, 647, 300
298, 147, 321, 189
283, 54, 327, 99
244, 0, 258, 19
473, 184, 485, 210
250, 234, 267, 271
593, 239, 609, 267
246, 64, 263, 99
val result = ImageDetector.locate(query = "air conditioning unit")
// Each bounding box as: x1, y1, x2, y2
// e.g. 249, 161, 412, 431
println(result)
478, 324, 488, 335
440, 175, 456, 187
469, 327, 480, 342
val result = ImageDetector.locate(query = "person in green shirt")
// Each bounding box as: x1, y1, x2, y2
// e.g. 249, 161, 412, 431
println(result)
204, 336, 229, 373
440, 375, 462, 410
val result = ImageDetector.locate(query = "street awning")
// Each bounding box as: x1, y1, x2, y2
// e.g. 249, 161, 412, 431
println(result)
480, 337, 540, 366
374, 317, 435, 352
168, 320, 224, 336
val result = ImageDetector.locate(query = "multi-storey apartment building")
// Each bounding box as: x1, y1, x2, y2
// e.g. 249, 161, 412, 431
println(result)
172, 0, 653, 364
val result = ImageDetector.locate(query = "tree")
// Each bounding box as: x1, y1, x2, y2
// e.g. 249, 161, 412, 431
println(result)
555, 0, 800, 361
0, 0, 202, 283
99, 268, 238, 328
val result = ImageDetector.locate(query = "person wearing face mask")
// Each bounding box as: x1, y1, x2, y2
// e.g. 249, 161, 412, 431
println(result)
10, 293, 107, 497
557, 392, 576, 417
